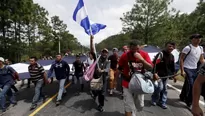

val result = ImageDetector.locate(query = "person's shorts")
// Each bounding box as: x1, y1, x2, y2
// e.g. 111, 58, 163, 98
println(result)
123, 87, 144, 113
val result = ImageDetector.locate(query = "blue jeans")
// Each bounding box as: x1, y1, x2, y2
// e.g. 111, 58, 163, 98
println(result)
32, 79, 44, 104
152, 78, 168, 105
57, 79, 66, 101
184, 68, 197, 105
0, 84, 16, 109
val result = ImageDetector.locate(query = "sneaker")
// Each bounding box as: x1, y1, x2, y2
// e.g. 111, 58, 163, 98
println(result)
30, 104, 37, 110
157, 103, 168, 109
27, 85, 30, 88
10, 100, 17, 106
109, 90, 113, 95
75, 92, 80, 96
63, 92, 67, 97
2, 108, 6, 113
161, 104, 168, 109
186, 102, 191, 108
189, 105, 192, 111
151, 101, 156, 106
91, 94, 96, 101
179, 95, 185, 102
42, 96, 47, 103
157, 102, 162, 107
56, 100, 61, 106
120, 94, 124, 100
97, 105, 104, 112
81, 84, 84, 92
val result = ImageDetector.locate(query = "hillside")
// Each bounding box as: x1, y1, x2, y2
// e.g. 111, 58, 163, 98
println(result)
96, 33, 132, 51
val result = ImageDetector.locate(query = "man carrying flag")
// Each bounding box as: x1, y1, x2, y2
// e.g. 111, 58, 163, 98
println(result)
73, 0, 107, 112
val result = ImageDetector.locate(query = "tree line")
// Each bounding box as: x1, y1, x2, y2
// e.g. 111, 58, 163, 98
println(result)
97, 0, 205, 51
0, 0, 88, 63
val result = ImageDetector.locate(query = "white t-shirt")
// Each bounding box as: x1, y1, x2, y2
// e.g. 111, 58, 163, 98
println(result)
171, 49, 180, 63
84, 58, 94, 66
182, 44, 203, 69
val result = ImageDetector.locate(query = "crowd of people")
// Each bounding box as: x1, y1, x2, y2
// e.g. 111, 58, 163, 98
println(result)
0, 34, 205, 116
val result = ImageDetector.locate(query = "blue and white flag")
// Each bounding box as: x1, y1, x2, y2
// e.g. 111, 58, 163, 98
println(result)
73, 0, 106, 35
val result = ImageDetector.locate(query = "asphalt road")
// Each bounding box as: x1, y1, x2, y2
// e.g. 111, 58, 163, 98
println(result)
1, 78, 204, 116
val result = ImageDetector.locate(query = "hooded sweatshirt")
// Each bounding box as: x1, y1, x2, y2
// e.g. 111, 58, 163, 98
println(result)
48, 60, 70, 80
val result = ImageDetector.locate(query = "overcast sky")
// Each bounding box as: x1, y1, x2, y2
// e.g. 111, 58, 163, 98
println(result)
33, 0, 199, 45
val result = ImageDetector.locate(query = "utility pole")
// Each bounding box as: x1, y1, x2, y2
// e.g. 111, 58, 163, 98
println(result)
81, 45, 83, 54
58, 38, 61, 54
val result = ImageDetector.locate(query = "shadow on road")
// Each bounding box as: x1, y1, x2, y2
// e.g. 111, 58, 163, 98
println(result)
167, 98, 188, 109
94, 111, 124, 116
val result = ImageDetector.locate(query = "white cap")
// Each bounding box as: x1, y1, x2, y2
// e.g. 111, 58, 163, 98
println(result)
0, 57, 4, 62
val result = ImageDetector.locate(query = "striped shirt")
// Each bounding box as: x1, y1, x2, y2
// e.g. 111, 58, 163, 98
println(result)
28, 63, 45, 81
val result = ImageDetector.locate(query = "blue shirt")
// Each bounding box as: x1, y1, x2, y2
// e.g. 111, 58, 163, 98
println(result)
0, 65, 15, 87
47, 60, 70, 80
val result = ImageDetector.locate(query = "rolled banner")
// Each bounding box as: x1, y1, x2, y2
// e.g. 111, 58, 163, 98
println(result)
84, 55, 101, 81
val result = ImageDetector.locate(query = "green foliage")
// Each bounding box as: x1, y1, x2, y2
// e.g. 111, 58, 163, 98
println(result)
96, 33, 131, 51
98, 0, 205, 51
0, 0, 84, 62
120, 0, 172, 44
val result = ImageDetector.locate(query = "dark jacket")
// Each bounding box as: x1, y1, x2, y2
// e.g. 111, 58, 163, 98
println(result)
73, 61, 84, 77
0, 66, 15, 87
93, 57, 110, 79
48, 60, 70, 80
153, 50, 175, 77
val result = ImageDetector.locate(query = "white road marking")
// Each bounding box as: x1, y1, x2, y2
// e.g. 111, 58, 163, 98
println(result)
167, 84, 205, 106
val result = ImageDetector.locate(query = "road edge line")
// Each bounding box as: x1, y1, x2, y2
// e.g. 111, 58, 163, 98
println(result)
167, 84, 205, 106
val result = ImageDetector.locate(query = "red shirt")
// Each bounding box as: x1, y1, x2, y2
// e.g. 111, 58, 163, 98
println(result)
118, 50, 153, 88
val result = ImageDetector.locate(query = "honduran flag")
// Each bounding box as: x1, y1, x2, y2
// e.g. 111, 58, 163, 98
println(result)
73, 0, 106, 35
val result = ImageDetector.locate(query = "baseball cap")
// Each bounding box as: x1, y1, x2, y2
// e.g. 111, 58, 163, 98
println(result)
189, 34, 203, 39
112, 48, 118, 52
0, 57, 4, 62
101, 48, 109, 53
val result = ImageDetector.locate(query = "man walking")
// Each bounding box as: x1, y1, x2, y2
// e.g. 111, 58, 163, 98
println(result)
48, 54, 70, 106
108, 48, 119, 95
0, 57, 19, 112
28, 57, 50, 110
179, 34, 204, 108
151, 42, 176, 109
72, 55, 85, 94
118, 40, 153, 116
91, 48, 110, 112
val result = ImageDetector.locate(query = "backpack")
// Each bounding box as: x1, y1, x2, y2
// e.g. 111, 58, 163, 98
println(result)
179, 44, 203, 62
127, 52, 154, 94
90, 56, 108, 90
152, 52, 163, 74
0, 65, 16, 81
182, 45, 192, 62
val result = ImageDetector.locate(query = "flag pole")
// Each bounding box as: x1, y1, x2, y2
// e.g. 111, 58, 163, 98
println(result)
83, 1, 99, 68
89, 28, 99, 69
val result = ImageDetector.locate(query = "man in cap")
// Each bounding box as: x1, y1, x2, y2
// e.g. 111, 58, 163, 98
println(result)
0, 57, 19, 112
108, 48, 119, 95
179, 34, 204, 108
91, 48, 110, 112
